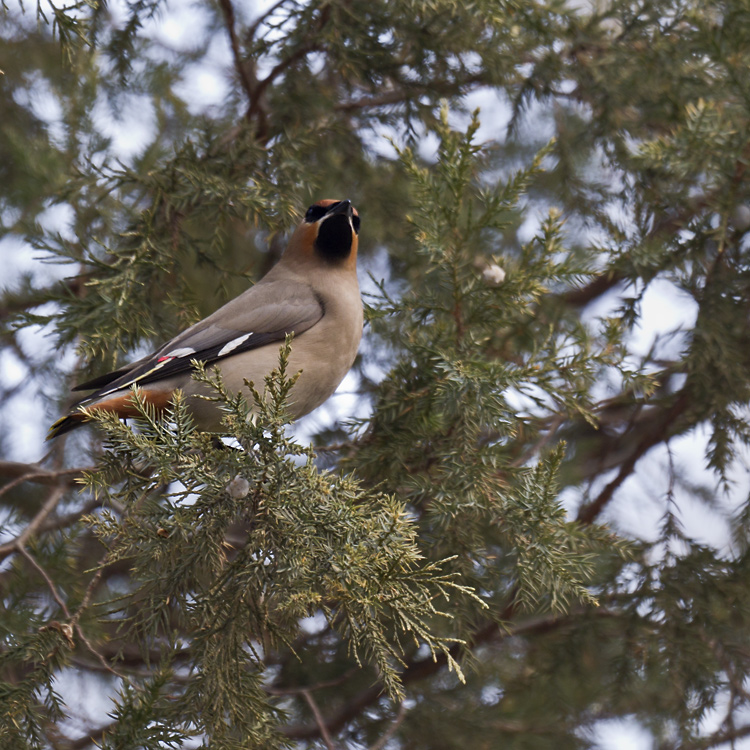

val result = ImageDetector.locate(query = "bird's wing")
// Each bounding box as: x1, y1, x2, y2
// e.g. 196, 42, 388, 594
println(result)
74, 278, 324, 398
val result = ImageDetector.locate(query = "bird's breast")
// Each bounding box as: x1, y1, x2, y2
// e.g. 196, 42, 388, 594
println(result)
180, 281, 363, 429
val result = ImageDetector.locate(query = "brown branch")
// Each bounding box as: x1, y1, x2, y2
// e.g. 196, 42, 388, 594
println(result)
562, 271, 624, 307
217, 0, 258, 116
66, 560, 124, 678
558, 154, 742, 310
684, 723, 750, 750
284, 680, 381, 741
249, 41, 322, 113
55, 721, 117, 750
78, 640, 192, 669
2, 468, 122, 679
282, 607, 617, 741
70, 565, 106, 625
302, 690, 337, 750
245, 0, 289, 42
0, 460, 89, 495
266, 668, 358, 695
19, 545, 72, 618
335, 89, 423, 112
0, 277, 86, 322
576, 389, 690, 524
510, 414, 565, 468
39, 498, 104, 533
73, 631, 123, 678
245, 4, 330, 136
335, 74, 486, 113
367, 703, 407, 750
0, 484, 66, 560
18, 543, 122, 678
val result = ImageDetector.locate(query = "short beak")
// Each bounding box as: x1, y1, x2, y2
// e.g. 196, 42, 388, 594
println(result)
325, 200, 353, 219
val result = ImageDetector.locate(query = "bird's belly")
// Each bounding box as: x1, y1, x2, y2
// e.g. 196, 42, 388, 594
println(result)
178, 321, 361, 431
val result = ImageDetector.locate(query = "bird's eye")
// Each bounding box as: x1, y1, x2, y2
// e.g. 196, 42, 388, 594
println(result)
305, 205, 327, 222
352, 214, 360, 235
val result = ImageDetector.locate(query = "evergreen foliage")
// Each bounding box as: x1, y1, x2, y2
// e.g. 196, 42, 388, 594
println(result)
2, 0, 750, 748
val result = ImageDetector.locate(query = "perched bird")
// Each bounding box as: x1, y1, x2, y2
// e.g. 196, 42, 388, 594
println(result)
48, 199, 362, 438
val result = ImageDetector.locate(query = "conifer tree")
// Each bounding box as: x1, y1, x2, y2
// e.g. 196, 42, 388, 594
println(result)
2, 0, 750, 748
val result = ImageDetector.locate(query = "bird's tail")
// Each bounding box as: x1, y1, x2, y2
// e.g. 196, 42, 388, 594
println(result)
47, 413, 87, 440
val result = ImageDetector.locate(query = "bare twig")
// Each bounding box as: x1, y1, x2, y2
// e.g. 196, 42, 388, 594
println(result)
562, 272, 624, 307
0, 484, 66, 560
0, 277, 87, 322
250, 41, 322, 110
335, 72, 486, 114
39, 498, 104, 533
19, 545, 71, 617
19, 543, 123, 678
335, 89, 418, 112
245, 0, 289, 42
510, 413, 565, 468
283, 607, 618, 741
0, 460, 88, 496
266, 668, 358, 695
577, 390, 690, 524
244, 2, 331, 136
217, 0, 258, 114
368, 703, 407, 750
683, 723, 750, 750
55, 720, 117, 750
72, 565, 106, 622
302, 689, 337, 750
74, 627, 123, 679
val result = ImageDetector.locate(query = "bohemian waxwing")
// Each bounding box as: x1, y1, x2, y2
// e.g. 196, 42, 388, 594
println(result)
48, 199, 362, 438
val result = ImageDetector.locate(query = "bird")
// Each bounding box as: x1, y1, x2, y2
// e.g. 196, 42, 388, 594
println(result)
48, 199, 363, 438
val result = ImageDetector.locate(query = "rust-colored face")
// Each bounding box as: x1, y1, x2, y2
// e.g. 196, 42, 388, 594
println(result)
286, 199, 359, 269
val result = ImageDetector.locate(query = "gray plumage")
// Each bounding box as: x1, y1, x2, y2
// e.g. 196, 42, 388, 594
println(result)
49, 199, 362, 437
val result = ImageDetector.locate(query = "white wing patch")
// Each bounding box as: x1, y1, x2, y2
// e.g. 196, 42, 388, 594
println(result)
92, 337, 252, 400
97, 347, 198, 398
162, 347, 197, 359
218, 333, 252, 357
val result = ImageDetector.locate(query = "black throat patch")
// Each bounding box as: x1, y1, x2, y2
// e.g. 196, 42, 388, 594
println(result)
315, 214, 353, 261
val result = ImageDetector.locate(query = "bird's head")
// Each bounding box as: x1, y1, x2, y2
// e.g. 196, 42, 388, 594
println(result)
286, 199, 360, 269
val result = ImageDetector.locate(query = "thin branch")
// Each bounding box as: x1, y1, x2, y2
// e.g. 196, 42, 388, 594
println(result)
266, 668, 358, 695
558, 161, 739, 310
245, 3, 330, 133
335, 89, 418, 112
73, 626, 123, 679
683, 723, 750, 750
65, 549, 127, 679
282, 607, 618, 741
39, 497, 104, 533
302, 689, 337, 750
335, 74, 486, 113
0, 484, 66, 560
367, 703, 407, 750
562, 271, 624, 307
19, 543, 123, 678
577, 389, 690, 524
55, 721, 117, 750
71, 564, 106, 623
250, 41, 322, 110
0, 277, 87, 322
217, 0, 258, 114
510, 413, 565, 468
76, 640, 192, 668
0, 460, 88, 496
245, 0, 289, 42
19, 545, 71, 617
